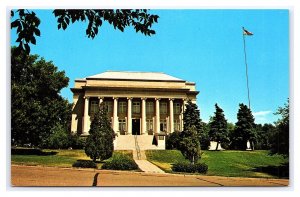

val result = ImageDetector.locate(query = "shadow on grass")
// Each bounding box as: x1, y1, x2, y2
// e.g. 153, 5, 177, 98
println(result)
72, 159, 97, 168
253, 162, 289, 179
11, 148, 58, 156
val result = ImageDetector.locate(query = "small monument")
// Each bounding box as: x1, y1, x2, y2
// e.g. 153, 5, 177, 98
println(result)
246, 140, 252, 150
208, 141, 225, 151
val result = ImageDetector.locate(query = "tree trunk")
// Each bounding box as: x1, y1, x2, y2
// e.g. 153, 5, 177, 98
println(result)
192, 155, 194, 165
251, 141, 255, 151
216, 142, 219, 151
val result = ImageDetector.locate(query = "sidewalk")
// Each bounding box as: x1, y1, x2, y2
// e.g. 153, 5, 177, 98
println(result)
133, 150, 165, 174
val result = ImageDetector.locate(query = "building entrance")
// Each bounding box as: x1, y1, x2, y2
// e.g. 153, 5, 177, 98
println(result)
132, 119, 140, 135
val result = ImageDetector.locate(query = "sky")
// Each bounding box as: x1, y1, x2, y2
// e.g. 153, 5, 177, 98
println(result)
10, 9, 289, 124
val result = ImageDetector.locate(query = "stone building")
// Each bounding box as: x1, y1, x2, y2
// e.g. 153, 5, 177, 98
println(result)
70, 71, 199, 150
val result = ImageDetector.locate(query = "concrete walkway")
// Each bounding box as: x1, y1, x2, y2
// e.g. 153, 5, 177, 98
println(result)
133, 150, 165, 174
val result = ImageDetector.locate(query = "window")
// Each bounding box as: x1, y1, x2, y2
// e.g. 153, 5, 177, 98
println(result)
105, 101, 113, 113
160, 102, 167, 114
160, 119, 167, 132
133, 101, 140, 113
146, 119, 153, 131
174, 119, 181, 131
146, 102, 154, 114
119, 119, 126, 132
119, 101, 127, 113
174, 103, 181, 114
90, 100, 98, 114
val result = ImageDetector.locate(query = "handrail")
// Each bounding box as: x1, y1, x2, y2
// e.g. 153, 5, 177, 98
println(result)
134, 135, 141, 160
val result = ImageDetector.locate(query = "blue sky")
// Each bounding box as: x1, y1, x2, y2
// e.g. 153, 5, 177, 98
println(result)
10, 9, 289, 124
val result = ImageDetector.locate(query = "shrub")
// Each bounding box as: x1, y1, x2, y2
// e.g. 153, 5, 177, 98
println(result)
42, 124, 70, 149
172, 162, 208, 174
72, 160, 97, 168
11, 148, 43, 155
69, 134, 86, 149
102, 154, 138, 170
166, 132, 181, 150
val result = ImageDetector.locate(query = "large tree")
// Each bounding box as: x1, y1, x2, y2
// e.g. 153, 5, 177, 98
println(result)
85, 103, 114, 162
179, 101, 203, 163
270, 99, 289, 156
11, 48, 71, 147
255, 123, 275, 150
11, 9, 159, 54
231, 103, 256, 150
208, 103, 229, 150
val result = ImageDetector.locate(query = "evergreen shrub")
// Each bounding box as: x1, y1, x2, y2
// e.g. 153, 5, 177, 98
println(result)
172, 162, 208, 174
101, 154, 138, 170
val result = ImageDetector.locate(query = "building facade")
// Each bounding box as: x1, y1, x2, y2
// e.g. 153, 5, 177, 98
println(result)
70, 71, 199, 138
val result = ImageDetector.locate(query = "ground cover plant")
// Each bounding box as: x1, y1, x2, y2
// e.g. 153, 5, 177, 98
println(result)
146, 150, 288, 178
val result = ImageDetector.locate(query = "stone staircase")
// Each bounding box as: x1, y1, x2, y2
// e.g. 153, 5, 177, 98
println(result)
115, 135, 165, 174
114, 135, 165, 150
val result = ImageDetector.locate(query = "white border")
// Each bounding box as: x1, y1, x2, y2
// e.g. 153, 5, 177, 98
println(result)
1, 0, 298, 196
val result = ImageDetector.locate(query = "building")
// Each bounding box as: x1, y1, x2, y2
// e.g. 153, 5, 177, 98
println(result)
71, 71, 199, 150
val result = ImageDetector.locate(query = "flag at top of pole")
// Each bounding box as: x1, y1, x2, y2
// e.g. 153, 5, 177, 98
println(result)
243, 27, 253, 36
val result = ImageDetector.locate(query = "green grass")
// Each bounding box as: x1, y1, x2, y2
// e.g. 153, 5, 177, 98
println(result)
146, 150, 288, 178
11, 149, 133, 169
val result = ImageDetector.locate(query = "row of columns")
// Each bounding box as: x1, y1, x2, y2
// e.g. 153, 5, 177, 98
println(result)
82, 96, 187, 135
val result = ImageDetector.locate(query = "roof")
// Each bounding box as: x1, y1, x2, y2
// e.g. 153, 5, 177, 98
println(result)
83, 71, 185, 82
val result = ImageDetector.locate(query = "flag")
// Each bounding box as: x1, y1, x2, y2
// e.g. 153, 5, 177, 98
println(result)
243, 27, 253, 36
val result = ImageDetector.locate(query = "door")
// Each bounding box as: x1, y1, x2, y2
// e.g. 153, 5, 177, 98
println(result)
132, 119, 140, 135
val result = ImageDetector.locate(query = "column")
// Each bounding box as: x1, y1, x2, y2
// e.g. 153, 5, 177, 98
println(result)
83, 96, 90, 135
155, 98, 160, 134
127, 97, 132, 134
113, 97, 118, 133
141, 98, 147, 135
180, 98, 187, 131
169, 98, 174, 133
71, 97, 78, 134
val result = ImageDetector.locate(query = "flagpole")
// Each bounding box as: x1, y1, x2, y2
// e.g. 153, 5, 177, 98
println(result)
242, 27, 251, 109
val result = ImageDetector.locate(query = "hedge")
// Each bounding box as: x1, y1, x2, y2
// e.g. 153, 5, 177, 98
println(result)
172, 162, 208, 174
101, 154, 138, 170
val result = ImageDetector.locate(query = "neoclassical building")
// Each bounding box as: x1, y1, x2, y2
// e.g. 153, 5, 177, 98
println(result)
71, 71, 199, 149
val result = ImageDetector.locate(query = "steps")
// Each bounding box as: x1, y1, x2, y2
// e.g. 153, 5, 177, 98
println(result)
114, 135, 165, 150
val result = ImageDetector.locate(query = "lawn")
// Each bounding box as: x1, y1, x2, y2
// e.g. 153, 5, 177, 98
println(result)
146, 150, 288, 178
11, 149, 132, 168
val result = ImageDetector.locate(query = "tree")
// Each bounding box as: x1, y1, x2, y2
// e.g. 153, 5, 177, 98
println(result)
255, 123, 275, 150
179, 126, 201, 164
179, 101, 203, 163
208, 104, 229, 150
11, 9, 159, 55
200, 122, 211, 150
270, 99, 289, 156
11, 47, 71, 147
183, 100, 203, 141
231, 103, 256, 150
85, 103, 114, 162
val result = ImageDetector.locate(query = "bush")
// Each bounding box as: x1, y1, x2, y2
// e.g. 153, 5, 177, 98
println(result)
101, 154, 138, 170
72, 160, 97, 168
42, 124, 70, 149
11, 148, 43, 155
166, 132, 181, 150
69, 134, 86, 149
172, 162, 208, 174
